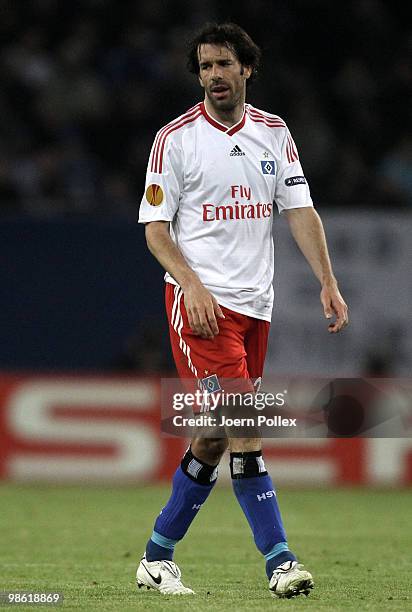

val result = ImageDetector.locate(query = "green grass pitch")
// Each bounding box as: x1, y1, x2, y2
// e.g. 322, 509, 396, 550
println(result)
0, 484, 411, 611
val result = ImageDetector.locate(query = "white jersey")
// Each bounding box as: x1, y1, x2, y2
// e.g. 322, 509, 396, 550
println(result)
138, 101, 313, 321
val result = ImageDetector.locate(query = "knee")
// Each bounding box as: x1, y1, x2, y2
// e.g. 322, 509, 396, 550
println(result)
191, 437, 228, 464
206, 438, 229, 461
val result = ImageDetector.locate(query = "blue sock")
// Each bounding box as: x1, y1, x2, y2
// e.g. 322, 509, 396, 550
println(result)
230, 451, 297, 578
145, 447, 218, 561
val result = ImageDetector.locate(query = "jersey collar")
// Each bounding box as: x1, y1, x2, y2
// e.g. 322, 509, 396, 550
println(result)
200, 102, 246, 136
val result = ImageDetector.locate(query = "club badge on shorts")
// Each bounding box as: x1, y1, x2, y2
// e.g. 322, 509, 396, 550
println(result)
200, 374, 222, 394
260, 160, 276, 175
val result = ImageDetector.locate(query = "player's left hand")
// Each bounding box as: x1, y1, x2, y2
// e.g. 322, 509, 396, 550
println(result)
320, 282, 349, 333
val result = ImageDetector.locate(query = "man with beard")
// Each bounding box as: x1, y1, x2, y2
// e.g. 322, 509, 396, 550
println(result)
137, 22, 348, 598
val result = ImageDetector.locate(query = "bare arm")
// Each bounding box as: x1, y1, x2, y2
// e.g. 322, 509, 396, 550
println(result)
145, 221, 224, 338
284, 207, 349, 333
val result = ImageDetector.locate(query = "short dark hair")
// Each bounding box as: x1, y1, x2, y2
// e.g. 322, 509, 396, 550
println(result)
187, 22, 261, 83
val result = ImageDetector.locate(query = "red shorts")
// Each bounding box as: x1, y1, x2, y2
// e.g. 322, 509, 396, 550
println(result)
165, 283, 270, 394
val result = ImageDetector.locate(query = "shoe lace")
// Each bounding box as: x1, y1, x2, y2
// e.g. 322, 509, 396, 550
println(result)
274, 561, 305, 576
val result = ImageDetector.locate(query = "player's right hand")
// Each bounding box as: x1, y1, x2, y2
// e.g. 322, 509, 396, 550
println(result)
320, 282, 349, 333
183, 282, 225, 338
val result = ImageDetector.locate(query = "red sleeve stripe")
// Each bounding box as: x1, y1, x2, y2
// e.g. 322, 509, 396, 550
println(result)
247, 108, 284, 122
150, 103, 202, 173
150, 103, 201, 173
291, 135, 299, 160
286, 134, 292, 163
247, 106, 284, 120
157, 111, 202, 174
153, 110, 202, 174
247, 107, 286, 127
286, 132, 299, 163
248, 114, 286, 128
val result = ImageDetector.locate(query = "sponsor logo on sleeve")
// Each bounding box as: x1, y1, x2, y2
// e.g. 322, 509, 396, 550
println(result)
145, 184, 164, 206
285, 176, 306, 186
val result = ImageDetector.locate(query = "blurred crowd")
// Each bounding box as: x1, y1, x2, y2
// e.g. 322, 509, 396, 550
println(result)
0, 0, 411, 218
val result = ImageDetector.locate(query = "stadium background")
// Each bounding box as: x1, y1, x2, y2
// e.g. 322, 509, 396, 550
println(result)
0, 1, 411, 608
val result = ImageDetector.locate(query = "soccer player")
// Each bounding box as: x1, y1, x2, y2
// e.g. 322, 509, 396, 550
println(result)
137, 22, 348, 598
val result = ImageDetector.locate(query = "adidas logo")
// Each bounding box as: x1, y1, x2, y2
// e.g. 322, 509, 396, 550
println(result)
230, 145, 245, 156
